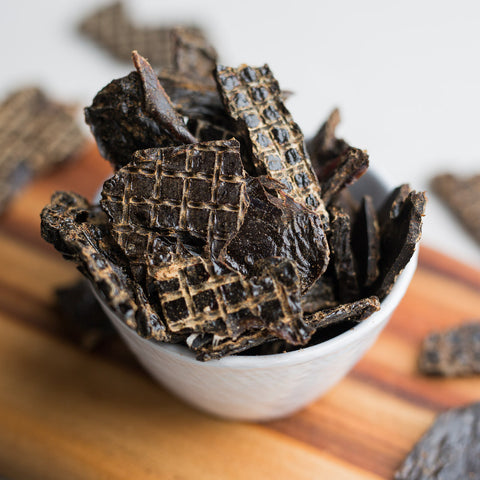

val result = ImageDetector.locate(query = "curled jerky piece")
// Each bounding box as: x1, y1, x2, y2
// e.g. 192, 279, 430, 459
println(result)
79, 2, 217, 83
373, 190, 426, 300
377, 183, 410, 228
101, 139, 248, 259
418, 321, 480, 377
148, 256, 310, 344
395, 402, 480, 480
431, 173, 480, 245
40, 191, 170, 342
352, 195, 380, 289
328, 204, 360, 303
220, 176, 329, 292
0, 87, 84, 212
215, 64, 326, 217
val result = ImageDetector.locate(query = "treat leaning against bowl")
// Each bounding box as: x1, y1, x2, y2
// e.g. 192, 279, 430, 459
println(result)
93, 169, 418, 421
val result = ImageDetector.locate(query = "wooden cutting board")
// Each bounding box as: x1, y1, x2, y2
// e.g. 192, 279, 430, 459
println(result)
0, 144, 479, 480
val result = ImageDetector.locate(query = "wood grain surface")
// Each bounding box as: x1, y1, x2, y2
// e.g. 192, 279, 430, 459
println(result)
0, 145, 479, 480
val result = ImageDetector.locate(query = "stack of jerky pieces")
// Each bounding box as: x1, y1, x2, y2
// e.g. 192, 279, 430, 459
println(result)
41, 49, 425, 361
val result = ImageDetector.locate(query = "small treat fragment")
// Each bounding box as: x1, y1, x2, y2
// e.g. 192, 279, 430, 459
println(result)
40, 191, 171, 342
301, 274, 338, 314
394, 402, 480, 480
372, 190, 426, 300
0, 87, 84, 212
418, 321, 480, 377
377, 183, 411, 228
215, 64, 326, 218
431, 173, 480, 245
101, 139, 248, 259
220, 176, 330, 292
56, 280, 115, 350
328, 204, 360, 303
79, 2, 217, 83
352, 195, 380, 288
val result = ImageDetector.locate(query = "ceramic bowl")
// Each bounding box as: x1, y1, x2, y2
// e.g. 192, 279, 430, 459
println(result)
96, 170, 418, 421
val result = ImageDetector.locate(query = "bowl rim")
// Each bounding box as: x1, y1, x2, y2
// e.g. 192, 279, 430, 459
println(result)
97, 169, 419, 369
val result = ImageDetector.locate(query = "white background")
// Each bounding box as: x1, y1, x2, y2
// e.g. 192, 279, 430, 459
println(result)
1, 0, 479, 268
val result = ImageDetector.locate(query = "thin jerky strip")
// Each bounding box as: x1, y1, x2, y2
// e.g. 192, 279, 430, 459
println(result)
220, 176, 330, 292
0, 88, 84, 211
418, 321, 480, 377
377, 183, 410, 229
101, 139, 248, 258
373, 190, 426, 300
395, 402, 480, 479
132, 51, 197, 145
431, 173, 480, 245
328, 205, 360, 303
215, 64, 326, 217
148, 256, 310, 344
40, 192, 170, 342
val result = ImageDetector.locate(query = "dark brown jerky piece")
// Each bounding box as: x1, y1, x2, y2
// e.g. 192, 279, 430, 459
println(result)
101, 139, 248, 259
132, 51, 196, 145
320, 147, 369, 205
56, 279, 115, 351
377, 183, 410, 229
352, 195, 380, 289
394, 402, 480, 479
307, 108, 349, 178
328, 204, 360, 303
40, 191, 170, 342
149, 256, 310, 344
79, 2, 217, 84
431, 173, 480, 245
215, 64, 326, 218
372, 190, 426, 300
418, 321, 480, 377
301, 274, 338, 314
0, 87, 85, 212
220, 176, 330, 292
187, 118, 236, 143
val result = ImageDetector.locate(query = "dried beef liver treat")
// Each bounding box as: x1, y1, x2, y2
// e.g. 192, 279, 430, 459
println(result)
377, 183, 410, 228
352, 195, 380, 289
307, 108, 349, 178
220, 176, 330, 292
431, 173, 480, 245
394, 402, 480, 479
418, 321, 480, 377
149, 256, 310, 345
301, 274, 338, 314
41, 191, 171, 342
215, 64, 326, 218
79, 2, 217, 84
101, 139, 248, 259
56, 279, 115, 350
0, 87, 84, 212
372, 190, 426, 300
328, 204, 360, 302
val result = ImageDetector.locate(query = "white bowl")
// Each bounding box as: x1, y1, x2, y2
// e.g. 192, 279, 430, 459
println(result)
96, 171, 418, 421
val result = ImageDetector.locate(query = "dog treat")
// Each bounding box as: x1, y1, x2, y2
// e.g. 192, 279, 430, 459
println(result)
0, 87, 84, 212
395, 402, 480, 479
219, 175, 330, 292
418, 321, 480, 377
41, 191, 172, 342
301, 275, 338, 314
79, 2, 217, 84
215, 64, 327, 219
431, 173, 480, 245
373, 190, 426, 300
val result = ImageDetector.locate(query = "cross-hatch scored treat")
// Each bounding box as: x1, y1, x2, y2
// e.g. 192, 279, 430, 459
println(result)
0, 87, 85, 212
215, 64, 327, 220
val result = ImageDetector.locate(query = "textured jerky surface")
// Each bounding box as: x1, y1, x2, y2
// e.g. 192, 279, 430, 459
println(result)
220, 176, 329, 292
40, 191, 169, 342
215, 64, 326, 217
301, 275, 338, 314
79, 2, 217, 83
101, 139, 248, 258
418, 321, 480, 377
395, 402, 480, 479
373, 190, 426, 300
431, 173, 480, 245
0, 87, 84, 211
